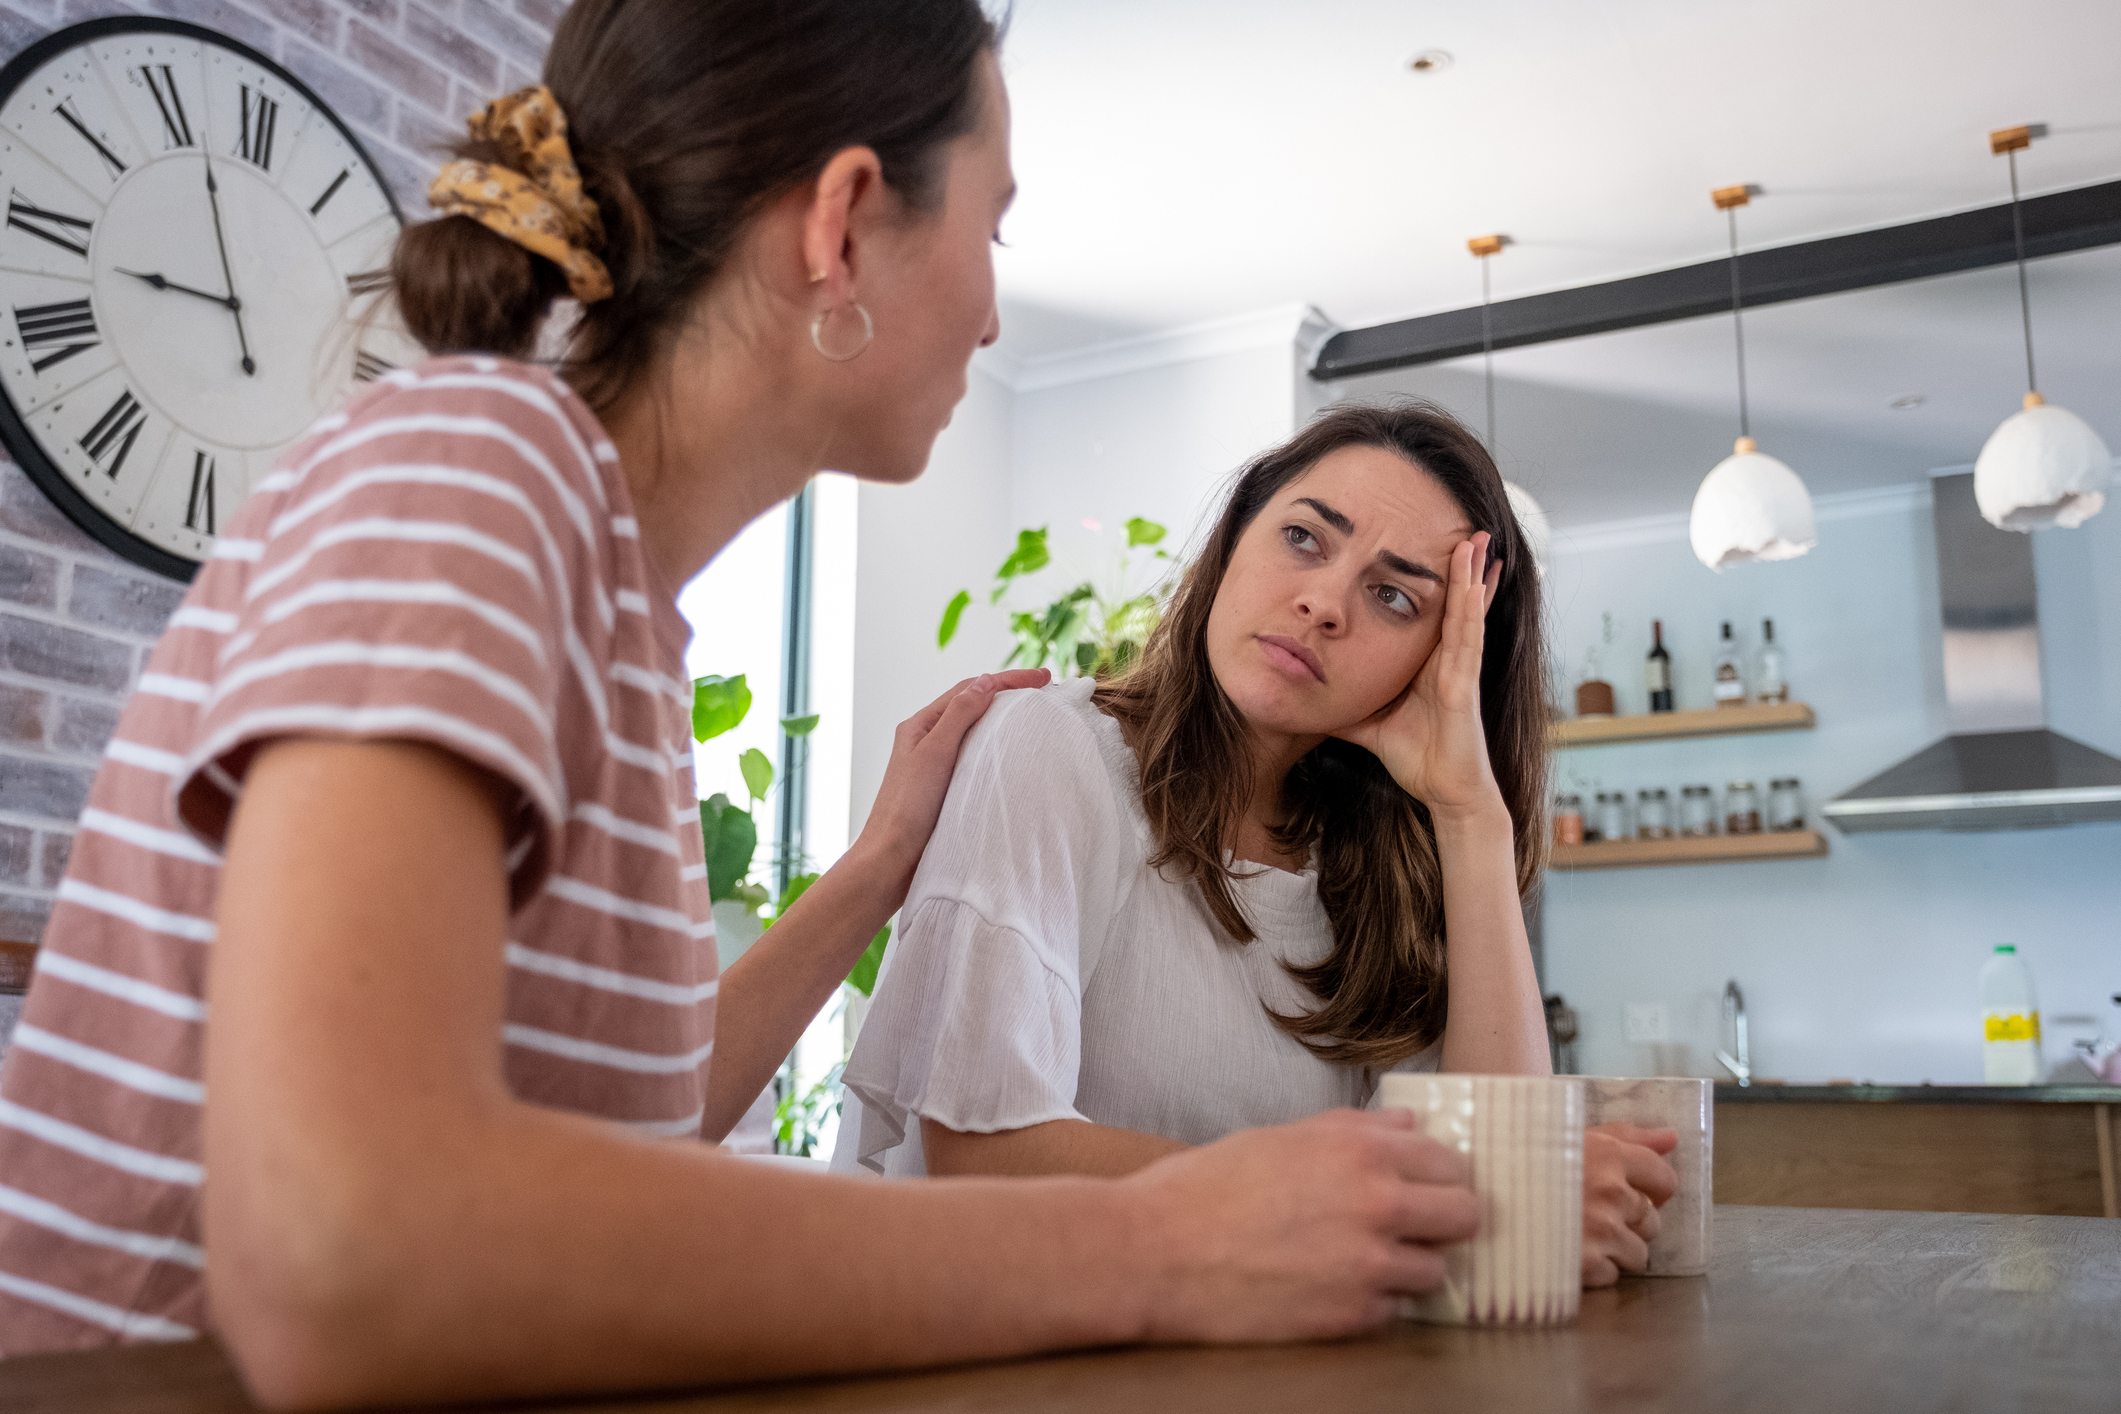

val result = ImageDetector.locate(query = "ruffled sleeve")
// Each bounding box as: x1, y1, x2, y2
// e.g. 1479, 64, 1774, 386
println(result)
838, 681, 1138, 1175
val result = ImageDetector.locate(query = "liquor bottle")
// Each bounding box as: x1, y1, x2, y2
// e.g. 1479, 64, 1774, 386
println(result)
1645, 619, 1674, 713
1754, 619, 1788, 704
1712, 621, 1747, 708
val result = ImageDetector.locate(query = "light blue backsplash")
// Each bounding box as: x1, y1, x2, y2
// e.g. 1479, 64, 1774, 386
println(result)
1541, 483, 2121, 1084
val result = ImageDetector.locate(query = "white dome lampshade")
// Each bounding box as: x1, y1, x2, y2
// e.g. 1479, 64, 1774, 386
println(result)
1973, 392, 2110, 531
1504, 480, 1550, 579
1688, 437, 1818, 571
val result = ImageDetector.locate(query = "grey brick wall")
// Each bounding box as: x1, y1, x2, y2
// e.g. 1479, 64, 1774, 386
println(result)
0, 0, 563, 943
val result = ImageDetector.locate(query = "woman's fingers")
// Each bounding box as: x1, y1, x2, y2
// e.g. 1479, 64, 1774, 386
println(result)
900, 669, 1051, 752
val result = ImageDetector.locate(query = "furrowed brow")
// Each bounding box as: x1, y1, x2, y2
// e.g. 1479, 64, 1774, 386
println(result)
1294, 497, 1353, 534
1378, 549, 1444, 584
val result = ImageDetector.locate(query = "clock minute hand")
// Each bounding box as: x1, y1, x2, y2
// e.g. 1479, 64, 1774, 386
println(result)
200, 156, 256, 377
114, 268, 239, 310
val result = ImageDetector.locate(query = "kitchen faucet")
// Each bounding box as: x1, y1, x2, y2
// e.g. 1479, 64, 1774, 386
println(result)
1716, 979, 1750, 1086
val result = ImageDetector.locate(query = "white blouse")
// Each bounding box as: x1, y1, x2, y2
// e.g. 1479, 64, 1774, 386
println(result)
836, 677, 1438, 1177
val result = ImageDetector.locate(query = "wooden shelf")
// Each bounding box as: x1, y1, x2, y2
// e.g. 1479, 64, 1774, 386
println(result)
1550, 829, 1829, 871
1550, 700, 1815, 748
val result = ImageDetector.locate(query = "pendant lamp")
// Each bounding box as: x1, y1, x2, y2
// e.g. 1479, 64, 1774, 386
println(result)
1470, 232, 1551, 578
1972, 125, 2110, 531
1688, 186, 1817, 571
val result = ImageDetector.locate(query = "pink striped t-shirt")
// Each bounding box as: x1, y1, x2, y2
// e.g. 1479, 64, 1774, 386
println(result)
0, 356, 714, 1353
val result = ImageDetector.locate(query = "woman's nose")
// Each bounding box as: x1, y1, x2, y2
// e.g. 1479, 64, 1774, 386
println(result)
1293, 594, 1341, 633
979, 303, 1001, 349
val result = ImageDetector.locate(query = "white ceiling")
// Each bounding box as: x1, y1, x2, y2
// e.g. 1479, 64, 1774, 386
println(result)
990, 0, 2121, 358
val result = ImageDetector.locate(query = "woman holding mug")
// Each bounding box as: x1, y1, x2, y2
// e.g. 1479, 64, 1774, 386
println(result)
0, 1, 1480, 1405
841, 404, 1678, 1285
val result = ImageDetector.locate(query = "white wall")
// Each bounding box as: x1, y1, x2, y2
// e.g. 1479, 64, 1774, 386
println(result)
846, 366, 1020, 842
1541, 489, 2121, 1085
1012, 342, 1298, 566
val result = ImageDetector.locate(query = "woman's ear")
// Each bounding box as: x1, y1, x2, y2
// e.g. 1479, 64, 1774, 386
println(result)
801, 146, 885, 303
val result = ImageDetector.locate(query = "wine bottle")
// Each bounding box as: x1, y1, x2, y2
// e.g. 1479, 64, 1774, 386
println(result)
1754, 618, 1788, 704
1712, 621, 1747, 708
1646, 619, 1674, 713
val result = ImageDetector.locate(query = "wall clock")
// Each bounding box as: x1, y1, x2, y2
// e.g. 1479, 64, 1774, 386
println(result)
0, 17, 422, 581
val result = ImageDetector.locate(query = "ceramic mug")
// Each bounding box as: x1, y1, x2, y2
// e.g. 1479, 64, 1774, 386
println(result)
1581, 1076, 1713, 1276
1378, 1073, 1585, 1326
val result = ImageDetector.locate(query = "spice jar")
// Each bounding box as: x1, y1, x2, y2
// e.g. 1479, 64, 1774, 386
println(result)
1679, 785, 1718, 838
1594, 791, 1631, 844
1636, 788, 1673, 840
1769, 777, 1805, 832
1725, 780, 1762, 836
1554, 793, 1585, 846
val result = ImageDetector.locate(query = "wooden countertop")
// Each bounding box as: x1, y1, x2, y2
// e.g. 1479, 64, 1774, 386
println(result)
1715, 1082, 2120, 1104
5, 1206, 2119, 1412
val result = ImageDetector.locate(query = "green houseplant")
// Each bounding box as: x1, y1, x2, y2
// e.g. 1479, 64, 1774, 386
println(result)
937, 516, 1172, 677
691, 674, 889, 1156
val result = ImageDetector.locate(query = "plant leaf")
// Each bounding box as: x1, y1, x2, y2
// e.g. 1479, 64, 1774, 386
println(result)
937, 589, 971, 649
1125, 516, 1167, 547
702, 800, 756, 902
995, 527, 1050, 582
779, 714, 820, 738
762, 871, 820, 929
732, 879, 771, 916
845, 923, 891, 997
739, 747, 774, 802
691, 674, 751, 742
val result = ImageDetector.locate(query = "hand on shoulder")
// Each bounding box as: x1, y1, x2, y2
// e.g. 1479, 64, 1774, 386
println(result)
850, 669, 1051, 903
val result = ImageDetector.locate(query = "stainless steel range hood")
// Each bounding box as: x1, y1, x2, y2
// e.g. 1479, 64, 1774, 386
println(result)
1821, 472, 2121, 835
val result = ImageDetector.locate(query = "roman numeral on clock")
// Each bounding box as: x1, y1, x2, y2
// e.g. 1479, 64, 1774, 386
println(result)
353, 349, 396, 383
79, 388, 146, 480
184, 450, 216, 534
310, 167, 350, 216
346, 268, 389, 298
14, 298, 99, 373
235, 85, 278, 171
55, 100, 126, 178
140, 64, 194, 149
6, 194, 93, 259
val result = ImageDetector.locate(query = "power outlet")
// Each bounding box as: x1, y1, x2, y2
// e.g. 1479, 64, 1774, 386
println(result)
1624, 1002, 1670, 1043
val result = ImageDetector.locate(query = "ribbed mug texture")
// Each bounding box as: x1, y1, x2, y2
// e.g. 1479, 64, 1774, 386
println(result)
1379, 1074, 1585, 1326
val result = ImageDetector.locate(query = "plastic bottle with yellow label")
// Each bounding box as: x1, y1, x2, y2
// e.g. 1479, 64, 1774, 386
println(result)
1979, 944, 2042, 1085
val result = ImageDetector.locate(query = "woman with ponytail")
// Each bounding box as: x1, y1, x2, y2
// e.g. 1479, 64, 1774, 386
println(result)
0, 1, 1485, 1405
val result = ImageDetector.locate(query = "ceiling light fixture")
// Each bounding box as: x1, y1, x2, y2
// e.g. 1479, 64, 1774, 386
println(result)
1688, 184, 1818, 572
1972, 124, 2109, 532
1468, 232, 1549, 577
1409, 49, 1453, 73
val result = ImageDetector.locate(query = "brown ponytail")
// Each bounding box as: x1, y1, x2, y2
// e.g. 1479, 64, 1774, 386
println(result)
389, 0, 1002, 412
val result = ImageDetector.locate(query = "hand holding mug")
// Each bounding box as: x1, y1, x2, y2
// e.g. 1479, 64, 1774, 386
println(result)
1124, 1108, 1478, 1342
1581, 1121, 1679, 1287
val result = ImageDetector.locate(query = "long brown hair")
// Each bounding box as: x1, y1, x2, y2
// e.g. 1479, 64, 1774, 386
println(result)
389, 0, 1001, 411
1095, 402, 1549, 1070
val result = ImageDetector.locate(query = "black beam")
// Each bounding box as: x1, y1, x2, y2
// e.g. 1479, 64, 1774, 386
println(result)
1312, 179, 2121, 381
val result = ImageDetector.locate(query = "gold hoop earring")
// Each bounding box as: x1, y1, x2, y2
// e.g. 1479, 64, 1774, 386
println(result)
810, 302, 874, 362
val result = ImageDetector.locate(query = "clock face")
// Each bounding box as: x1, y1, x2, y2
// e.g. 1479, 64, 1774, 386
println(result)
0, 19, 422, 579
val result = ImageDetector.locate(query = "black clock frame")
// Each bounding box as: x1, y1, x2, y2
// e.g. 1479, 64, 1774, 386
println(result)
0, 17, 408, 583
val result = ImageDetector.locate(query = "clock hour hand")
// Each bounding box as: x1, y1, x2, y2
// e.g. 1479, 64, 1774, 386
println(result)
200, 156, 256, 378
114, 268, 239, 310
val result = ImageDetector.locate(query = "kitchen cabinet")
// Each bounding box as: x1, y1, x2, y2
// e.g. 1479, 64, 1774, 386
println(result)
1715, 1084, 2119, 1218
